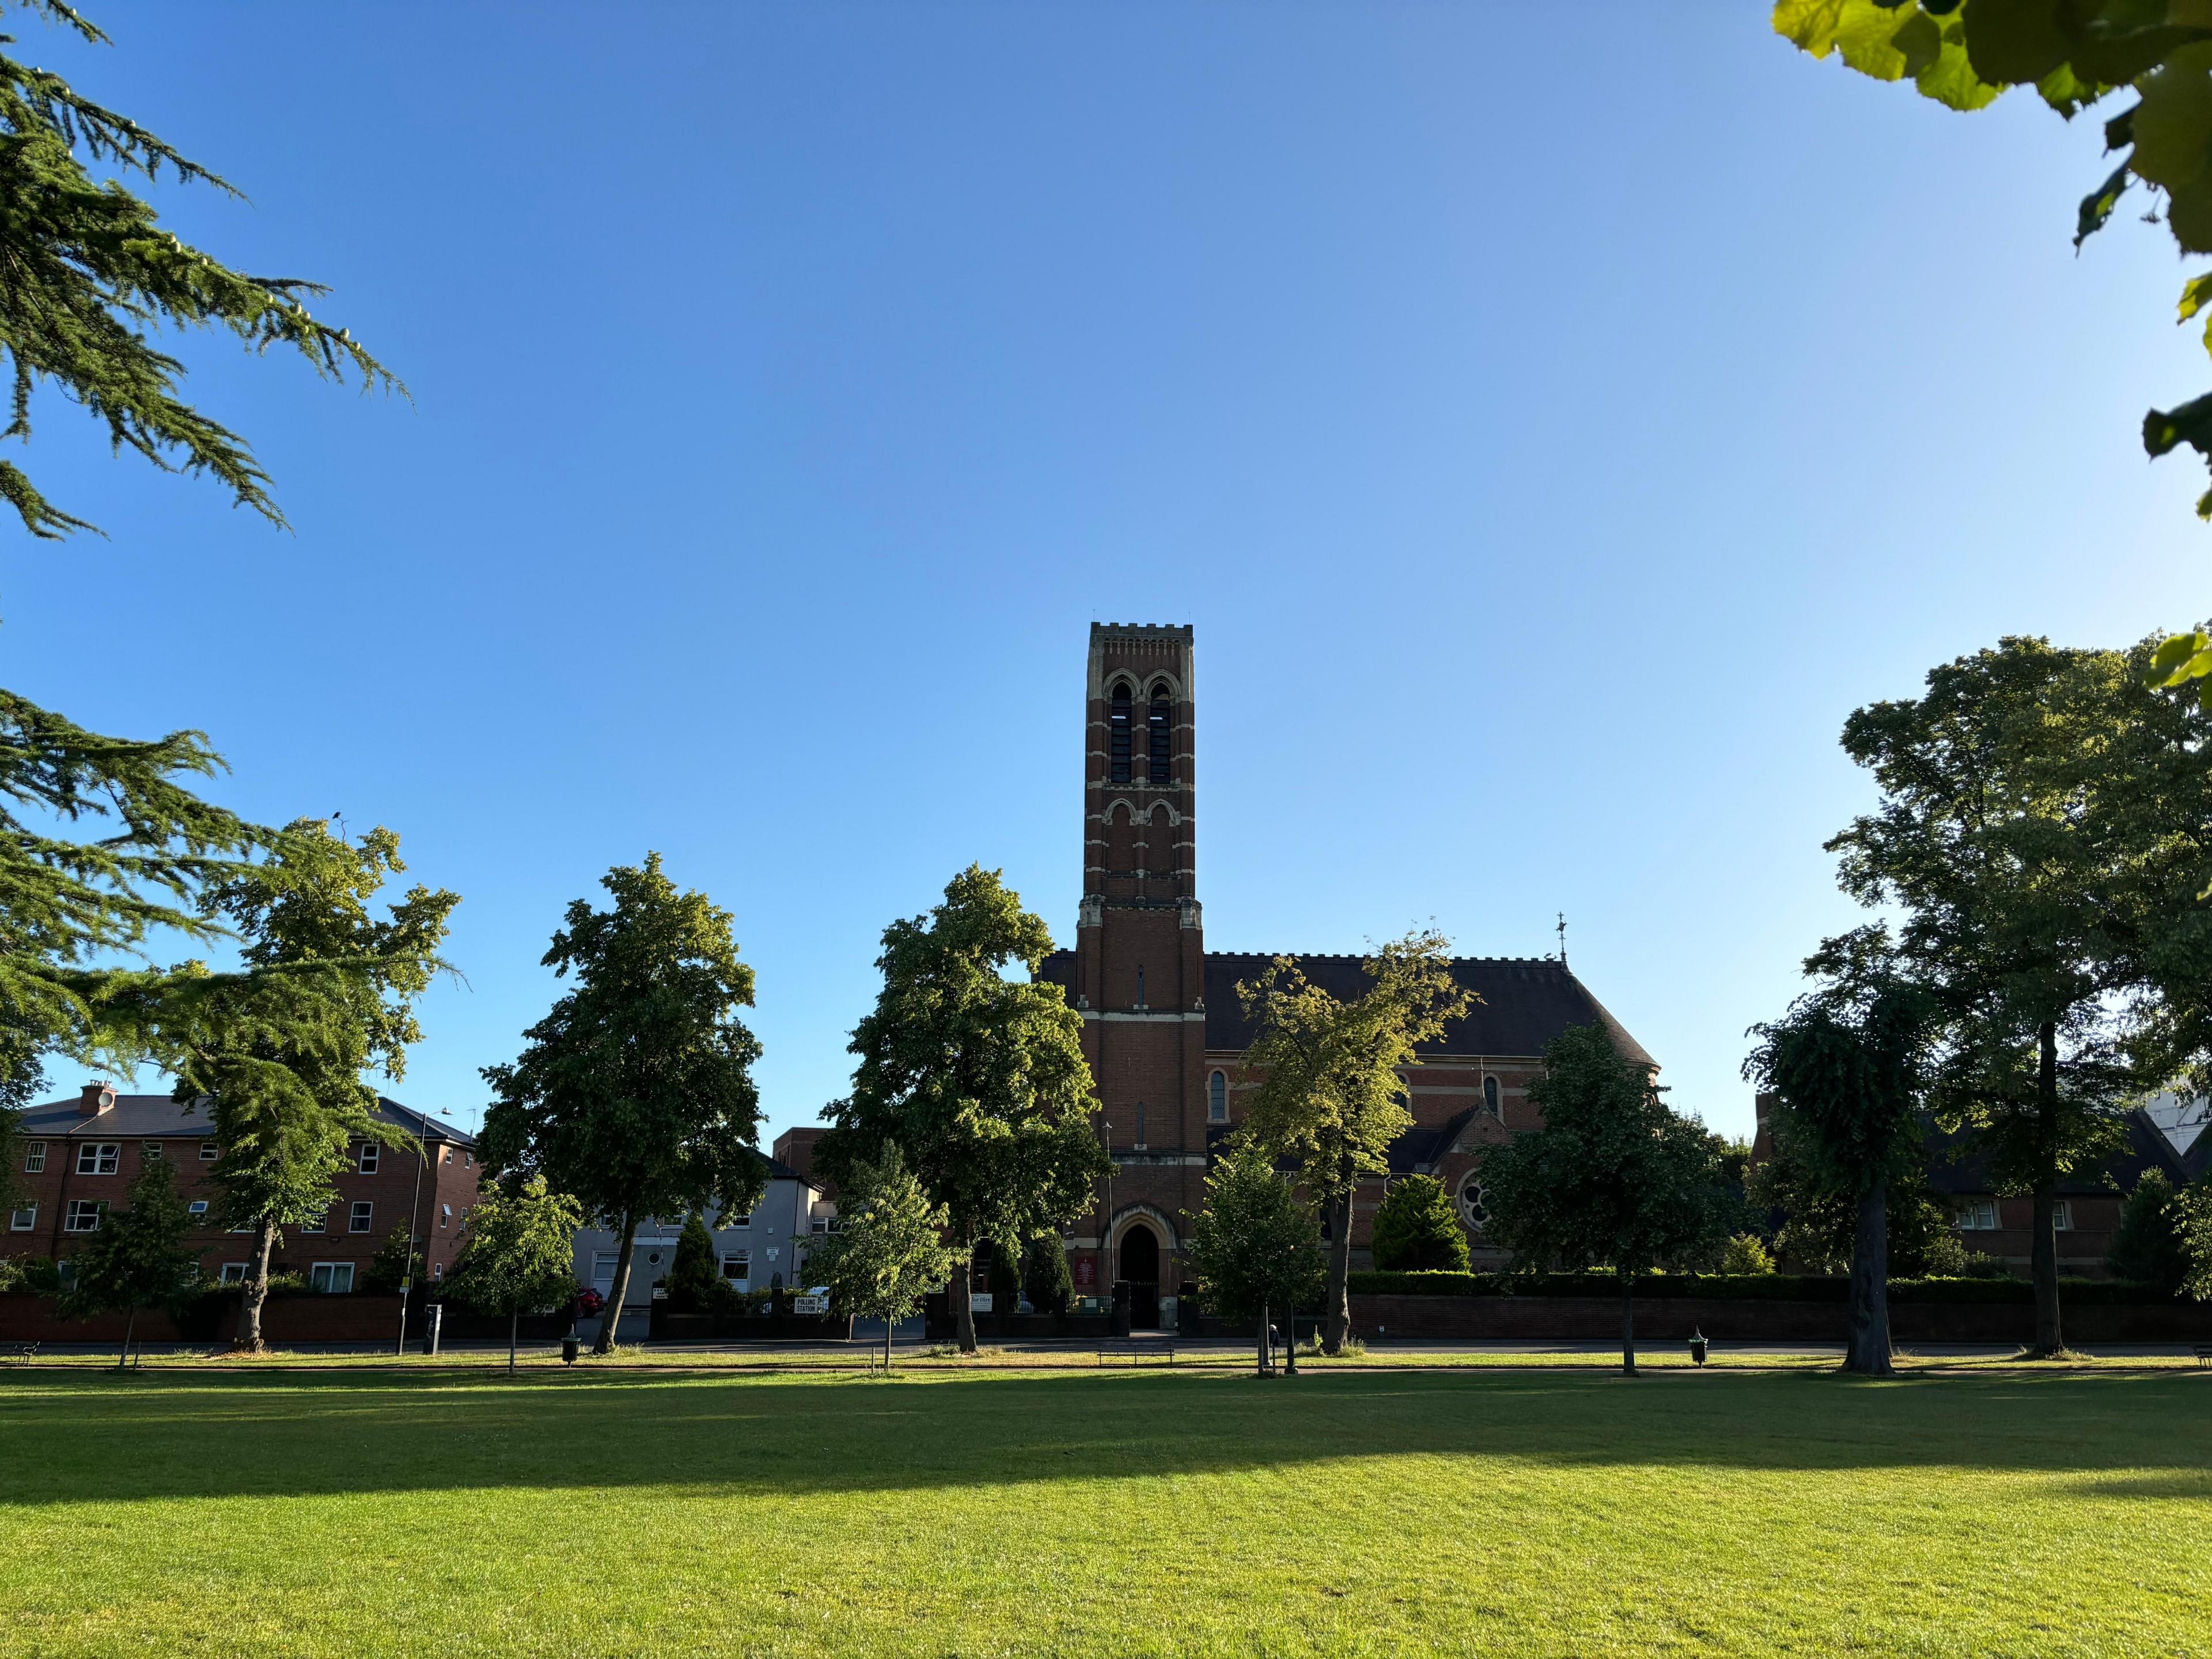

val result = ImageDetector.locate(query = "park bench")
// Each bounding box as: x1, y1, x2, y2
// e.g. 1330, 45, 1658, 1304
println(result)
1097, 1339, 1175, 1368
2194, 1345, 2211, 1367
0, 1341, 37, 1366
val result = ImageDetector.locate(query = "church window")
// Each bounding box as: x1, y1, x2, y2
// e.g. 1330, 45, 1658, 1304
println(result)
1208, 1070, 1228, 1124
1109, 683, 1133, 783
1483, 1075, 1501, 1118
1459, 1175, 1488, 1237
1147, 685, 1172, 783
1135, 1101, 1146, 1149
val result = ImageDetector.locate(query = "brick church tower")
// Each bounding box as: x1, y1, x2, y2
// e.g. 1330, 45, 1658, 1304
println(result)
1046, 623, 1206, 1321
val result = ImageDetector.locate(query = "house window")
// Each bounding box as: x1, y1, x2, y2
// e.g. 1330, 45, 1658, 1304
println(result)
1147, 685, 1172, 783
309, 1262, 355, 1295
1458, 1176, 1488, 1237
142, 1141, 164, 1160
64, 1199, 105, 1233
1956, 1200, 1999, 1231
1109, 681, 1133, 783
464, 1152, 473, 1168
440, 1147, 451, 1165
199, 1141, 218, 1161
75, 1142, 119, 1175
2052, 1200, 2073, 1232
22, 1142, 42, 1173
1209, 1070, 1228, 1124
727, 1210, 752, 1230
431, 1262, 443, 1282
9, 1205, 35, 1232
350, 1201, 374, 1234
358, 1143, 380, 1174
721, 1252, 750, 1287
300, 1207, 327, 1234
440, 1203, 451, 1229
1483, 1075, 1501, 1118
219, 1262, 247, 1284
187, 1201, 209, 1218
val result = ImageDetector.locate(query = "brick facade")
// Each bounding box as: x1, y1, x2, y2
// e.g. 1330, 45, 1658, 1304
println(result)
5, 1084, 483, 1291
1037, 625, 1657, 1321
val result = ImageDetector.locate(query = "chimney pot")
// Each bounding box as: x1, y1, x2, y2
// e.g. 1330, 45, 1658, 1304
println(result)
78, 1081, 115, 1116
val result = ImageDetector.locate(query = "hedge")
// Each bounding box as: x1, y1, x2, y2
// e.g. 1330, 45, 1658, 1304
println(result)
1345, 1271, 2195, 1306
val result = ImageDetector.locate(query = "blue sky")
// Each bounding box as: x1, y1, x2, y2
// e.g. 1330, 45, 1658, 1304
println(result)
7, 4, 2205, 1145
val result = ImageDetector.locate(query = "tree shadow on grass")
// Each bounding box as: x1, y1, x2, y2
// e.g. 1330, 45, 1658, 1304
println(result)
0, 1368, 2204, 1508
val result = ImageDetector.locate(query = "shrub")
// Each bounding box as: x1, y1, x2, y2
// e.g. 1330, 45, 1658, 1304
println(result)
1960, 1252, 2012, 1279
667, 1213, 720, 1311
1718, 1234, 1775, 1275
361, 1230, 425, 1295
1370, 1176, 1471, 1273
0, 1255, 60, 1294
1022, 1234, 1074, 1316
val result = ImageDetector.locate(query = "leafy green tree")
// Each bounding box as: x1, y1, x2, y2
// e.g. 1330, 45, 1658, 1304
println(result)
1745, 976, 1934, 1374
157, 821, 455, 1350
1021, 1232, 1074, 1317
1480, 1024, 1729, 1376
60, 1157, 200, 1368
1183, 1145, 1327, 1378
2107, 1166, 2212, 1296
667, 1211, 719, 1311
1823, 636, 2212, 1354
1234, 930, 1474, 1356
817, 866, 1108, 1355
446, 1175, 585, 1376
800, 1143, 956, 1373
1369, 1175, 1469, 1274
480, 854, 765, 1355
1772, 2, 2212, 530
361, 1228, 422, 1297
1747, 1138, 1966, 1279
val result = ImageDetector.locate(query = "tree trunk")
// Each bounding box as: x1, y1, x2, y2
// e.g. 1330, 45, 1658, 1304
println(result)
1845, 1179, 1893, 1376
2031, 1019, 2063, 1359
120, 1305, 136, 1372
233, 1217, 277, 1351
1322, 1189, 1353, 1356
1285, 1300, 1299, 1377
951, 1249, 977, 1354
1620, 1272, 1637, 1377
1257, 1296, 1269, 1377
509, 1307, 518, 1377
594, 1212, 639, 1355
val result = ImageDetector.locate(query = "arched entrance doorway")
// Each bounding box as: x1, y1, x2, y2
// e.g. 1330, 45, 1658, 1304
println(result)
1121, 1222, 1161, 1330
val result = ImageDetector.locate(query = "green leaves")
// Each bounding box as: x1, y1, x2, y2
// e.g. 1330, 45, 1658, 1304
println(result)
1774, 0, 2003, 106
2145, 627, 2212, 710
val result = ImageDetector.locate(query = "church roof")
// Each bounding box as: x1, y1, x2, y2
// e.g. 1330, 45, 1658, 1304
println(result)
1035, 950, 1653, 1067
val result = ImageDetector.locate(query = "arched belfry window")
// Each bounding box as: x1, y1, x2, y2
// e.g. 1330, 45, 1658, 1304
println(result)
1147, 685, 1172, 784
1208, 1070, 1228, 1124
1109, 683, 1133, 783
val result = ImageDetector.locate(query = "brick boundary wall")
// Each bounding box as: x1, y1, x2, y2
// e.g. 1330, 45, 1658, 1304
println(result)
1350, 1293, 2212, 1344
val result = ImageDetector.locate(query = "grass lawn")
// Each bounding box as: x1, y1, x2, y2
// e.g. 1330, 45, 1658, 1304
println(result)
0, 1366, 2205, 1657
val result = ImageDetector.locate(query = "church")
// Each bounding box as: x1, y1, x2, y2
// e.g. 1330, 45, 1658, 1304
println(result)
1037, 623, 1656, 1327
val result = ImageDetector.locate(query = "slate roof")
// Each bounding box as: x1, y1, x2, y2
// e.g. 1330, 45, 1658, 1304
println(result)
1036, 952, 1653, 1066
1923, 1107, 2191, 1196
16, 1091, 475, 1147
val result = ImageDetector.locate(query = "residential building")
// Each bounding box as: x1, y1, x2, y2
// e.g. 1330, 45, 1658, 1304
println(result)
6, 1082, 482, 1292
571, 1155, 835, 1308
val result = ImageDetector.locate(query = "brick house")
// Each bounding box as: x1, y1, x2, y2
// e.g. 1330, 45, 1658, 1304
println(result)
1749, 1089, 2210, 1278
6, 1082, 483, 1293
1031, 624, 1659, 1325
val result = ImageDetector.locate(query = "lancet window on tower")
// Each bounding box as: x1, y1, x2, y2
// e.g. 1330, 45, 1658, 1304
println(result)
1147, 684, 1172, 783
1109, 681, 1133, 783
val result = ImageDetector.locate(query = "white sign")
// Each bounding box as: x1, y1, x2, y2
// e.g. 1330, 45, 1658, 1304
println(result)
793, 1294, 827, 1315
971, 1293, 994, 1313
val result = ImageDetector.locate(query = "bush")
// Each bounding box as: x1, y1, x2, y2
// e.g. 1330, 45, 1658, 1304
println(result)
667, 1213, 720, 1311
1370, 1176, 1471, 1273
361, 1230, 424, 1295
1343, 1268, 2186, 1304
1022, 1234, 1074, 1316
1718, 1234, 1775, 1275
0, 1255, 60, 1295
1960, 1252, 2012, 1279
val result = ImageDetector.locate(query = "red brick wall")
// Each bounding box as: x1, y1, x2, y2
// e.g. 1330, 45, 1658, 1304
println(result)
5, 1127, 483, 1287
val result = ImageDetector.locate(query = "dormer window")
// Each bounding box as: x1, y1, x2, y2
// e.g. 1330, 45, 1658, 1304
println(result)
1109, 682, 1133, 783
1147, 686, 1171, 783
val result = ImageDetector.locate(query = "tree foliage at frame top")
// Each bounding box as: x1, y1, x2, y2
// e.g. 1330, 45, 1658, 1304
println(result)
0, 0, 393, 539
1773, 1, 2212, 546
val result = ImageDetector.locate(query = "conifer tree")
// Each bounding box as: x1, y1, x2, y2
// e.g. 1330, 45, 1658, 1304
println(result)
1369, 1174, 1469, 1274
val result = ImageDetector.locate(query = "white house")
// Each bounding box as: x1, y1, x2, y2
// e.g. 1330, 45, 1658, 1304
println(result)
572, 1155, 836, 1308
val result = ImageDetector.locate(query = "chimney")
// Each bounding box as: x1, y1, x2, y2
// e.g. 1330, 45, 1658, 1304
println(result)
77, 1081, 115, 1116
